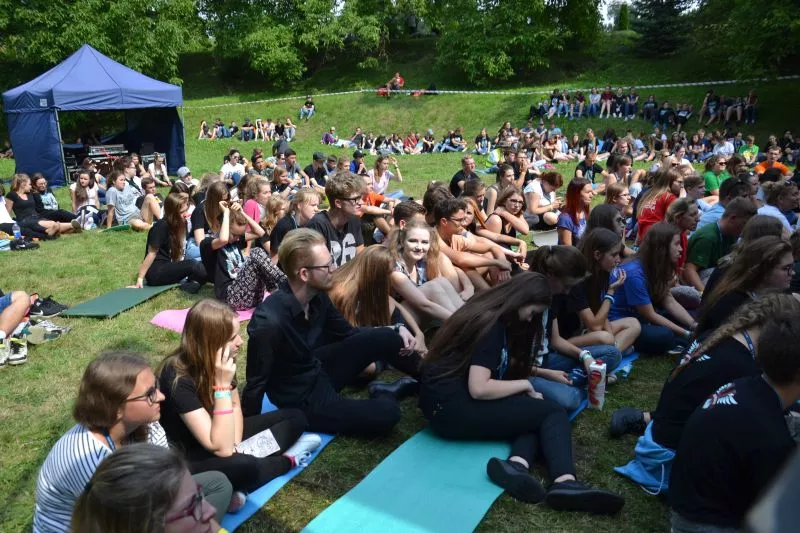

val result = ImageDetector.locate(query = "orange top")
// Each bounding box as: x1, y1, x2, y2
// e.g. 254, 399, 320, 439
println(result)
754, 161, 791, 176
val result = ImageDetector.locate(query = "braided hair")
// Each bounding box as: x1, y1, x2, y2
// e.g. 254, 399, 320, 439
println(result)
671, 293, 800, 381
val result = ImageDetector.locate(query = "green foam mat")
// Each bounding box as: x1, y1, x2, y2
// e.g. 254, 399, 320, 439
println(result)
61, 284, 178, 318
101, 224, 131, 232
302, 429, 509, 533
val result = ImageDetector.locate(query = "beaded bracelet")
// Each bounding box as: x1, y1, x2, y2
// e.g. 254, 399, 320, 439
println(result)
214, 391, 232, 399
212, 385, 233, 391
213, 409, 234, 415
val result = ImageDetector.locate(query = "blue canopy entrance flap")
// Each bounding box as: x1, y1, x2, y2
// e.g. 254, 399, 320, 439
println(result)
2, 44, 185, 185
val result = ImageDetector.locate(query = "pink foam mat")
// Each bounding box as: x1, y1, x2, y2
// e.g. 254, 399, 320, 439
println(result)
150, 307, 254, 333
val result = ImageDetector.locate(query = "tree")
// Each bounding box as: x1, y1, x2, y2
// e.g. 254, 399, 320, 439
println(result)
631, 0, 692, 55
689, 0, 800, 78
617, 3, 630, 30
0, 0, 201, 85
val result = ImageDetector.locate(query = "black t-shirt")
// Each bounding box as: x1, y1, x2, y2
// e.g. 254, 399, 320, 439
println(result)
420, 320, 507, 407
158, 363, 221, 461
270, 214, 299, 257
651, 337, 758, 450
449, 170, 478, 197
272, 138, 289, 155
201, 236, 247, 301
352, 133, 364, 147
145, 219, 177, 264
304, 164, 327, 187
136, 193, 163, 211
190, 201, 210, 236
575, 161, 604, 183
554, 282, 589, 340
670, 376, 794, 528
307, 211, 363, 267
6, 191, 37, 220
696, 290, 752, 338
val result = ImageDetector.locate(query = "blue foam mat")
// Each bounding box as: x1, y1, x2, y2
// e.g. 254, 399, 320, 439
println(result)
221, 396, 334, 532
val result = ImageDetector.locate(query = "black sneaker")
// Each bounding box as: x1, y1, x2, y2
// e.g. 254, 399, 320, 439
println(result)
29, 297, 63, 319
10, 238, 39, 251
609, 407, 646, 438
180, 280, 202, 294
41, 295, 68, 312
545, 480, 625, 515
486, 458, 546, 503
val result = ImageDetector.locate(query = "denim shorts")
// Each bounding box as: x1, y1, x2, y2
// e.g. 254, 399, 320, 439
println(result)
0, 292, 13, 314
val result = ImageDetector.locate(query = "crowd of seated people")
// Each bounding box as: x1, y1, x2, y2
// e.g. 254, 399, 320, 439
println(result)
199, 117, 298, 142
14, 88, 800, 533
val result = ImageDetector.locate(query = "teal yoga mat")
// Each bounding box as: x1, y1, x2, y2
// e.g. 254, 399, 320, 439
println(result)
61, 284, 178, 318
302, 429, 509, 533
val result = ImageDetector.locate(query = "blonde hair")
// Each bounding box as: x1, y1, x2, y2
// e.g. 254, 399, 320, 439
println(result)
279, 228, 326, 281
11, 173, 30, 192
261, 195, 288, 234
387, 219, 442, 280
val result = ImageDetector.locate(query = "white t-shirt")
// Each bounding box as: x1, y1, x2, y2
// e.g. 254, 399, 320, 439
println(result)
33, 423, 167, 533
524, 179, 555, 208
0, 197, 14, 224
148, 162, 167, 178
69, 183, 98, 209
220, 162, 246, 178
368, 169, 397, 195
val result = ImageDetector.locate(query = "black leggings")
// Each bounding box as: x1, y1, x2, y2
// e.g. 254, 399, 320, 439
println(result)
39, 209, 76, 223
13, 216, 50, 240
422, 390, 575, 481
187, 408, 306, 492
145, 259, 207, 286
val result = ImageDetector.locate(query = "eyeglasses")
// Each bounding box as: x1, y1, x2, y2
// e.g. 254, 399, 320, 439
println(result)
340, 195, 364, 205
780, 264, 795, 275
165, 484, 205, 524
303, 259, 336, 272
449, 217, 467, 224
126, 386, 159, 405
614, 217, 625, 224
507, 199, 524, 205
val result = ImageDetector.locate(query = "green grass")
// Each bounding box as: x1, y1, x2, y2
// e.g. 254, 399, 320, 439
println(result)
1, 35, 798, 532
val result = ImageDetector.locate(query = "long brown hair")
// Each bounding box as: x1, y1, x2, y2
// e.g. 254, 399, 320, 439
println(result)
261, 195, 288, 235
387, 219, 442, 280
701, 236, 792, 318
73, 352, 151, 442
328, 246, 393, 326
527, 244, 587, 281
672, 293, 800, 380
158, 299, 238, 411
203, 182, 229, 233
636, 168, 681, 218
717, 215, 784, 269
636, 222, 680, 304
579, 228, 623, 313
424, 273, 552, 380
163, 193, 188, 261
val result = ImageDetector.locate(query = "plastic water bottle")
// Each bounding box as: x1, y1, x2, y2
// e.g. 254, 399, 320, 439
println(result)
12, 222, 21, 240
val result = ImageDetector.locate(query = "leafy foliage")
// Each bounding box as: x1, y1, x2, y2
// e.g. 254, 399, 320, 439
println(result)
617, 3, 630, 31
688, 0, 800, 78
630, 0, 693, 55
0, 0, 201, 85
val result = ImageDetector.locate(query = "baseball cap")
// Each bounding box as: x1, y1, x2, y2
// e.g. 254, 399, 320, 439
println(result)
177, 166, 191, 178
313, 152, 325, 161
353, 150, 365, 159
427, 129, 434, 135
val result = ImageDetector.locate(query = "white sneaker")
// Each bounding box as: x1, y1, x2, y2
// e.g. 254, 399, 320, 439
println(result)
8, 336, 28, 366
0, 338, 9, 368
284, 434, 322, 467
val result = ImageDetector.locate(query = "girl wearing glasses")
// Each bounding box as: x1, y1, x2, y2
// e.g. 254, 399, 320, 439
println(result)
131, 193, 207, 292
605, 182, 633, 217
484, 187, 530, 249
73, 443, 222, 533
696, 236, 794, 338
34, 352, 234, 532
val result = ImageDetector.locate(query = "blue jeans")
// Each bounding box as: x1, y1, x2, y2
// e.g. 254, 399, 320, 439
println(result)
185, 238, 201, 261
532, 346, 622, 411
624, 102, 638, 117
300, 108, 315, 120
588, 103, 599, 117
241, 129, 253, 141
556, 103, 569, 116
635, 323, 688, 355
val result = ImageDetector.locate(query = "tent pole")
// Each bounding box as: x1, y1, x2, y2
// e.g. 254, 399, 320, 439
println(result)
53, 108, 68, 185
180, 105, 186, 144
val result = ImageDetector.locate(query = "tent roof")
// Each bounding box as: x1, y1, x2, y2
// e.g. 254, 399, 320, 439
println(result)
2, 44, 182, 113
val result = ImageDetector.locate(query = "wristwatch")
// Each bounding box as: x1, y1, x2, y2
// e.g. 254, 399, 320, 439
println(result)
392, 323, 403, 334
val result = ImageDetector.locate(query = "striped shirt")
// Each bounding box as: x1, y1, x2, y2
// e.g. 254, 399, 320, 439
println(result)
33, 423, 167, 533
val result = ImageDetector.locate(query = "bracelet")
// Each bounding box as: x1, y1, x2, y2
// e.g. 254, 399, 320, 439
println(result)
579, 350, 592, 362
392, 323, 403, 333
212, 385, 233, 391
214, 391, 232, 399
213, 409, 234, 415
603, 294, 615, 305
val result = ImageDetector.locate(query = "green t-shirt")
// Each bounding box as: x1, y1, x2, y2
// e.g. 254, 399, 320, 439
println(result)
702, 170, 730, 193
687, 222, 735, 269
738, 143, 759, 161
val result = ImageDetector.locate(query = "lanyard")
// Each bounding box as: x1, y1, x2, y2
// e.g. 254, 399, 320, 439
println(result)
103, 430, 116, 451
742, 329, 755, 358
498, 330, 508, 380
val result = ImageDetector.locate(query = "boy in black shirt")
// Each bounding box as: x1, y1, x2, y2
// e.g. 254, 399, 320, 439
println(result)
670, 315, 800, 531
307, 172, 364, 267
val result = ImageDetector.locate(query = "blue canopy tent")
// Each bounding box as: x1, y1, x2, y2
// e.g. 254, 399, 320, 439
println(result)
2, 44, 185, 186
